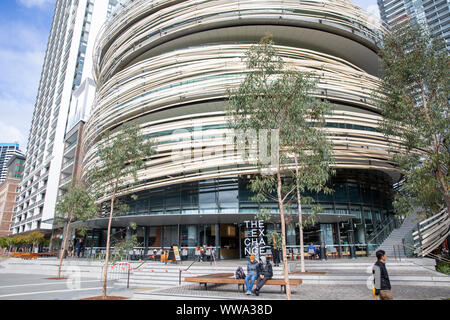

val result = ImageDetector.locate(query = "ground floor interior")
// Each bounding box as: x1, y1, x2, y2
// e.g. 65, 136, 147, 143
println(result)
69, 216, 401, 260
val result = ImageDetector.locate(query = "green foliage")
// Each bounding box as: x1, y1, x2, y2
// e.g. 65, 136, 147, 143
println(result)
2, 233, 46, 247
267, 231, 283, 249
375, 20, 449, 218
55, 181, 98, 224
255, 209, 272, 223
87, 123, 156, 216
436, 261, 450, 275
28, 232, 45, 245
110, 235, 142, 263
0, 237, 10, 248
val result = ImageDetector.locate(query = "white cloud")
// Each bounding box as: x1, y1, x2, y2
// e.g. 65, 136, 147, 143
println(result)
17, 0, 55, 9
0, 120, 27, 149
366, 4, 382, 29
0, 22, 48, 150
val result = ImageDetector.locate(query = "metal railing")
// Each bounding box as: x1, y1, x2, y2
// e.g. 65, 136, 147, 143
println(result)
411, 208, 449, 257
391, 242, 450, 264
366, 215, 403, 254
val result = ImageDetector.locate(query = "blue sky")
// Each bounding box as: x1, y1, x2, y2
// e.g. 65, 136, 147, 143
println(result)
0, 0, 378, 151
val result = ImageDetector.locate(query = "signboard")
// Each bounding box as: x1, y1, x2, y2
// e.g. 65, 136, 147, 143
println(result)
243, 220, 267, 258
173, 246, 181, 261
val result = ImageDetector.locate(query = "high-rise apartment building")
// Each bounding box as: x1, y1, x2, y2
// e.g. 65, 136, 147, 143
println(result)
0, 143, 23, 183
0, 153, 25, 237
377, 0, 450, 50
12, 0, 122, 235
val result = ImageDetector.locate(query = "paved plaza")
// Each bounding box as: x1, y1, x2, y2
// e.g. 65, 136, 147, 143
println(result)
0, 257, 449, 300
136, 282, 450, 300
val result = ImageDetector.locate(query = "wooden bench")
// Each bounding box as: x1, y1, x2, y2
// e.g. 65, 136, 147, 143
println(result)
185, 273, 302, 294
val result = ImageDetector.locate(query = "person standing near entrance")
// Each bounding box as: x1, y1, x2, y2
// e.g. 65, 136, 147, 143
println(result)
253, 256, 273, 296
271, 237, 281, 267
245, 254, 258, 295
75, 239, 82, 258
372, 250, 393, 300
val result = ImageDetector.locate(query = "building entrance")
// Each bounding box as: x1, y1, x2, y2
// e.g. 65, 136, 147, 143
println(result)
219, 224, 239, 259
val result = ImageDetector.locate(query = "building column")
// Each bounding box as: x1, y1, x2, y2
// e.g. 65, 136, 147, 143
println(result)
215, 223, 220, 260
144, 226, 149, 256
238, 223, 242, 260
336, 223, 342, 257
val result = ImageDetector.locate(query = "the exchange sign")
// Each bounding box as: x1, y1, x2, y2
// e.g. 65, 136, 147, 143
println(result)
244, 220, 267, 257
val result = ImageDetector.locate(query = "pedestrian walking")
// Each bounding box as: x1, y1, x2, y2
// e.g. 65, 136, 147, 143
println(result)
253, 255, 273, 296
372, 250, 393, 300
245, 254, 258, 295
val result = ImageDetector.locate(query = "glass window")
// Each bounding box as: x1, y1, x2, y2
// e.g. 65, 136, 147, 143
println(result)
162, 225, 178, 247
180, 225, 197, 247
148, 227, 161, 247
348, 184, 361, 203
334, 183, 348, 203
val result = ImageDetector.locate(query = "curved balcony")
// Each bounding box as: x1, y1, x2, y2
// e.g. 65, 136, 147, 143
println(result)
94, 0, 387, 84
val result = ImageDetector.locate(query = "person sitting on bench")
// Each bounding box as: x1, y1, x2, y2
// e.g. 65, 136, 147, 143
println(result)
245, 254, 258, 295
253, 255, 273, 296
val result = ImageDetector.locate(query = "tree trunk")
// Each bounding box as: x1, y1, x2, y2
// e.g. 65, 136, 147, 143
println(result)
102, 189, 116, 298
436, 168, 450, 214
58, 216, 72, 279
276, 160, 292, 300
293, 154, 306, 273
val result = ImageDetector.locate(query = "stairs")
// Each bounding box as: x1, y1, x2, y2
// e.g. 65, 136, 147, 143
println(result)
115, 263, 287, 289
372, 212, 420, 258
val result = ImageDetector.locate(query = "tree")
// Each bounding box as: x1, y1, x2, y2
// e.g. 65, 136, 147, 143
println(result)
55, 181, 98, 279
87, 123, 155, 298
375, 20, 449, 218
227, 35, 334, 299
28, 232, 45, 253
0, 237, 9, 253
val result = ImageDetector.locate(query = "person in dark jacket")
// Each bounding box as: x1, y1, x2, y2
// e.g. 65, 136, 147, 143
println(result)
372, 249, 393, 300
253, 255, 273, 296
245, 254, 258, 295
271, 238, 281, 267
75, 240, 82, 258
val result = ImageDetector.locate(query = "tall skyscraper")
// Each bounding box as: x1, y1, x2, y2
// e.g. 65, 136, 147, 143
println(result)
12, 0, 121, 235
377, 0, 450, 50
0, 143, 23, 183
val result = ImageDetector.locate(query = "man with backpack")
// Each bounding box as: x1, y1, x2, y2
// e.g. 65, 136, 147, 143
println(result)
245, 254, 258, 295
372, 250, 393, 300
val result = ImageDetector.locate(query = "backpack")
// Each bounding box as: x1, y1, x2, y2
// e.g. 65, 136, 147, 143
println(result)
235, 266, 246, 279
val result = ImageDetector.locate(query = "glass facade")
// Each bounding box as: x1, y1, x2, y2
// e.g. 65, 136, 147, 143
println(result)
76, 169, 395, 257
120, 170, 393, 221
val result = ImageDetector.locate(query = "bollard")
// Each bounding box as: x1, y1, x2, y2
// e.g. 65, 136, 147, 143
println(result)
127, 267, 130, 289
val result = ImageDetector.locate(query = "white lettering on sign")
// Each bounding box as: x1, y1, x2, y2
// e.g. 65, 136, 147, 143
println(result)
243, 220, 266, 257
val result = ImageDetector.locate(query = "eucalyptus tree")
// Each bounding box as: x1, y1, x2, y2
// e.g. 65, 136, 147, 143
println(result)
228, 35, 334, 299
55, 181, 97, 279
375, 20, 449, 218
87, 123, 155, 298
